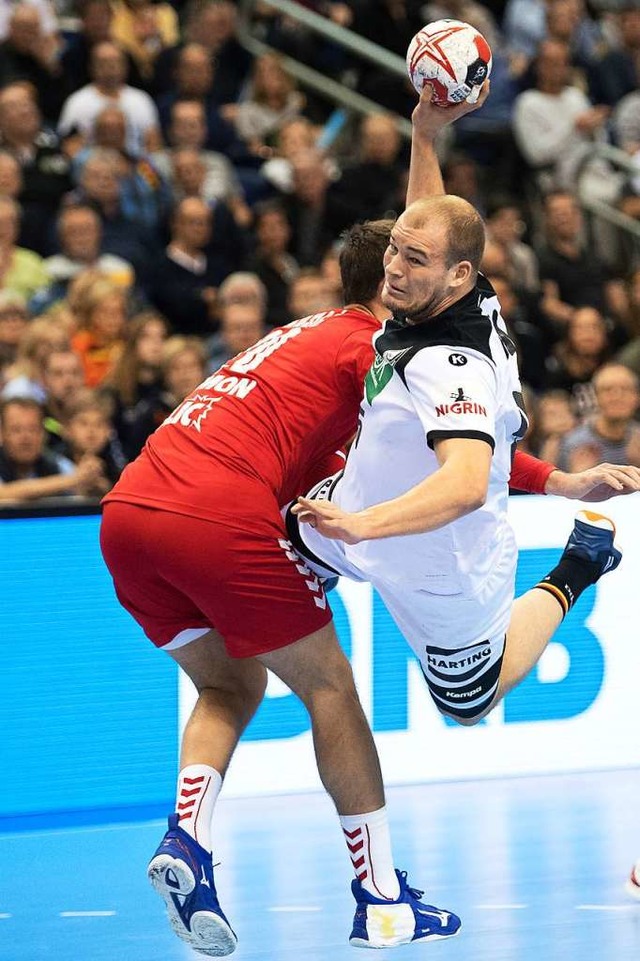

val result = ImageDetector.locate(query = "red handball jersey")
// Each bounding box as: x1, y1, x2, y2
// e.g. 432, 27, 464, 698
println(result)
105, 307, 381, 520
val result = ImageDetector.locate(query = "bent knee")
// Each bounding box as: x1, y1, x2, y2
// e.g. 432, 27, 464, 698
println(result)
441, 710, 485, 727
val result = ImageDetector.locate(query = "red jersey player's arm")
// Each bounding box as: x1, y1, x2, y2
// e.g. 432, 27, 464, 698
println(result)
510, 450, 640, 500
405, 81, 490, 207
509, 450, 555, 495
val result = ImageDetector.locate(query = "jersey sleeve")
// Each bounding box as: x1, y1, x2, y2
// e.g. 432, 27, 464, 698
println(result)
403, 345, 498, 452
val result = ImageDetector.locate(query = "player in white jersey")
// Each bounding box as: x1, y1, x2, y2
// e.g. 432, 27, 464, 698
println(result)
288, 195, 624, 724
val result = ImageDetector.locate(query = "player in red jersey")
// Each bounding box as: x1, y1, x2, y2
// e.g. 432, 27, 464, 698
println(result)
100, 85, 638, 955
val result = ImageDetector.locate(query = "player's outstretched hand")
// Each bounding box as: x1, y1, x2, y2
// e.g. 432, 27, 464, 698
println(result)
545, 464, 640, 501
292, 497, 366, 545
412, 79, 490, 140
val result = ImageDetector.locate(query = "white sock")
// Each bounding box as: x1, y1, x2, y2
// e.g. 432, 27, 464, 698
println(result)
175, 764, 222, 853
339, 806, 401, 900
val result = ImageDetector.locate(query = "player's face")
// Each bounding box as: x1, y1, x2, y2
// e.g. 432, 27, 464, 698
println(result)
382, 218, 454, 318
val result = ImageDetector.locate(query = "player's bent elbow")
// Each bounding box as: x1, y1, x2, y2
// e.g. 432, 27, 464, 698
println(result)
459, 483, 487, 514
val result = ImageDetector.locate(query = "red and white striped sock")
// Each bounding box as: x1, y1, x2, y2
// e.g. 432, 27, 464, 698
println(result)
339, 806, 401, 901
175, 764, 222, 853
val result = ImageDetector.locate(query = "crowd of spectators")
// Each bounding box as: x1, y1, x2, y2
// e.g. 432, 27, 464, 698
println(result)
1, 0, 640, 505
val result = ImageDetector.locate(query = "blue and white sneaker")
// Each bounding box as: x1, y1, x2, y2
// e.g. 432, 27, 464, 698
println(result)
349, 869, 461, 948
563, 510, 622, 578
147, 814, 237, 956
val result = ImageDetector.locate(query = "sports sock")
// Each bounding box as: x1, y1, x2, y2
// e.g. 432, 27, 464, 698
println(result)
534, 555, 601, 616
175, 764, 222, 852
339, 806, 401, 900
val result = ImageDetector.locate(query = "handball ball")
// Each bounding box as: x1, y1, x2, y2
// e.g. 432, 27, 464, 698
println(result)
406, 19, 492, 107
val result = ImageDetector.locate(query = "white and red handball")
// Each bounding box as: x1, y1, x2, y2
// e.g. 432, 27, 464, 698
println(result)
406, 19, 492, 107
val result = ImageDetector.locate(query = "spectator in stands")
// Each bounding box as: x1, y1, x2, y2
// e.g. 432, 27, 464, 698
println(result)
0, 0, 58, 42
537, 191, 629, 333
545, 306, 611, 397
0, 291, 30, 364
151, 100, 247, 219
59, 388, 125, 493
60, 0, 115, 93
588, 6, 640, 107
544, 0, 602, 72
0, 396, 105, 502
260, 116, 320, 195
329, 113, 404, 228
0, 195, 47, 299
282, 148, 349, 267
616, 269, 640, 376
34, 204, 134, 313
155, 43, 247, 161
558, 363, 640, 471
288, 267, 339, 319
0, 149, 21, 198
422, 0, 500, 52
488, 274, 548, 390
443, 151, 486, 215
0, 4, 65, 123
536, 389, 577, 464
2, 314, 69, 401
123, 334, 207, 457
70, 274, 128, 387
246, 199, 298, 326
221, 53, 305, 153
110, 0, 178, 89
153, 0, 252, 104
73, 106, 170, 233
320, 240, 343, 304
73, 147, 157, 283
0, 83, 73, 255
214, 270, 268, 323
485, 198, 539, 294
148, 196, 246, 336
505, 0, 600, 63
349, 0, 421, 115
513, 40, 609, 193
207, 301, 266, 372
39, 346, 85, 452
103, 309, 167, 459
58, 40, 162, 156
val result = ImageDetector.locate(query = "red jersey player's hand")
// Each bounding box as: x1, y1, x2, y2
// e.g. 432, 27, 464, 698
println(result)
292, 497, 366, 545
545, 464, 640, 501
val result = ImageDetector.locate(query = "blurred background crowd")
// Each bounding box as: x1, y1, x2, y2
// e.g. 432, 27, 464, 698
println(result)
1, 0, 640, 503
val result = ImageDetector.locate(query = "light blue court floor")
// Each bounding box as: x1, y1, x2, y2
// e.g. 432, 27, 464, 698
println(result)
2, 768, 639, 961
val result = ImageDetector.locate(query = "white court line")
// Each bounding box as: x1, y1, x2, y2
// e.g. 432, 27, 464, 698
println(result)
576, 905, 638, 911
268, 906, 322, 913
0, 913, 12, 919
474, 904, 528, 910
59, 911, 117, 917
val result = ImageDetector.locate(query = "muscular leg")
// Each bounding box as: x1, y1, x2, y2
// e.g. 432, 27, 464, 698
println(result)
169, 628, 268, 774
494, 588, 563, 703
257, 620, 384, 815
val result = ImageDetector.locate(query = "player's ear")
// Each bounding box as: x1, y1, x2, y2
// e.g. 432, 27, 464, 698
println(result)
448, 260, 473, 288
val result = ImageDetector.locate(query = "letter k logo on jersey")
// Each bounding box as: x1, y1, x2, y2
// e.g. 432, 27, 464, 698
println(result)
448, 353, 467, 366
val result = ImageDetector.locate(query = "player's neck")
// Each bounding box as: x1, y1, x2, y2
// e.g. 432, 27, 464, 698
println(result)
363, 299, 389, 323
406, 283, 475, 325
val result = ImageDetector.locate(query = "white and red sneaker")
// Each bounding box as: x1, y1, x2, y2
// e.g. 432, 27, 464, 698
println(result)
625, 860, 640, 901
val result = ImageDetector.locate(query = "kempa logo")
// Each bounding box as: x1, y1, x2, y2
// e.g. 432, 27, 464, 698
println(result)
448, 353, 467, 366
446, 686, 482, 699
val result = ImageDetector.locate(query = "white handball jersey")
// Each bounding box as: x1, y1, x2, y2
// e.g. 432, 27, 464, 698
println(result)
333, 275, 527, 597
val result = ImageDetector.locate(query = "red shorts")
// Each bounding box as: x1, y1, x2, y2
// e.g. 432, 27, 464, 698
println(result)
100, 499, 333, 658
